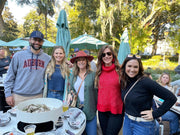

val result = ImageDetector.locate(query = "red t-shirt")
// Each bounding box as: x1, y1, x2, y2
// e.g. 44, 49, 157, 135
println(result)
97, 64, 123, 114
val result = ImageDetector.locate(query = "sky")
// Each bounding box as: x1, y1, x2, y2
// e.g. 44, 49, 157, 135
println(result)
7, 1, 34, 24
6, 0, 69, 24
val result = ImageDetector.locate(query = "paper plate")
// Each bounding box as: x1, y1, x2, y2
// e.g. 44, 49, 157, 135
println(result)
8, 106, 17, 116
66, 108, 86, 129
0, 116, 11, 127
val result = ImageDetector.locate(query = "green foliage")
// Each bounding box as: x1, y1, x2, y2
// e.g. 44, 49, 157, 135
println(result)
144, 67, 180, 81
143, 56, 180, 81
36, 0, 55, 17
22, 10, 56, 43
142, 55, 178, 70
131, 24, 153, 54
1, 7, 19, 42
67, 1, 96, 39
168, 15, 180, 54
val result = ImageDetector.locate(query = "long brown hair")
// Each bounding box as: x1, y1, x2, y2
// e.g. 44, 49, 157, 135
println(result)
72, 58, 91, 77
46, 46, 70, 79
95, 45, 121, 87
121, 56, 144, 89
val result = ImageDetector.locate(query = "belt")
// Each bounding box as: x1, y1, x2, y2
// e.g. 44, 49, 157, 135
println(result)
126, 113, 153, 122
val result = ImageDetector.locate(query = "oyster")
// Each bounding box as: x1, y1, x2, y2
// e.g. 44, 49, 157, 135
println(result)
23, 104, 50, 113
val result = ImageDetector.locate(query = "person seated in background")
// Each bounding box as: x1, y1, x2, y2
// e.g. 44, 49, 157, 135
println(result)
157, 72, 176, 94
0, 47, 11, 112
156, 72, 180, 135
173, 65, 180, 97
170, 79, 180, 97
0, 48, 11, 77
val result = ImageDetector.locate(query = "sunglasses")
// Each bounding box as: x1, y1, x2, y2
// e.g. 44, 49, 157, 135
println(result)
127, 54, 141, 59
102, 52, 112, 57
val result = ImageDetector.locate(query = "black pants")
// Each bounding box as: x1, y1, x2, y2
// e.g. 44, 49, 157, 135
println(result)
0, 89, 10, 112
98, 111, 124, 135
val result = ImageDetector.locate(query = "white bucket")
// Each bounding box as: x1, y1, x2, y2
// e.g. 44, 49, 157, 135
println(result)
16, 98, 63, 130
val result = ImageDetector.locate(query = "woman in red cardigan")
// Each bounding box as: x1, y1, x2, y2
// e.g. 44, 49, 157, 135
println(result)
95, 45, 124, 135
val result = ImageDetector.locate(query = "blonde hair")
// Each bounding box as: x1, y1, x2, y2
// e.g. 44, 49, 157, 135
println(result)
46, 46, 70, 79
72, 58, 91, 77
95, 45, 121, 87
157, 72, 171, 87
0, 48, 8, 58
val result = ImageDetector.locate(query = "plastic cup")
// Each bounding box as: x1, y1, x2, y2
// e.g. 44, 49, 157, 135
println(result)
62, 101, 69, 112
24, 125, 36, 135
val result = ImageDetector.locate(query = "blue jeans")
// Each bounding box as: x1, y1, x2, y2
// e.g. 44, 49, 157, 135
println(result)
161, 111, 179, 134
155, 120, 160, 135
123, 114, 156, 135
98, 111, 124, 135
47, 90, 63, 100
85, 115, 97, 135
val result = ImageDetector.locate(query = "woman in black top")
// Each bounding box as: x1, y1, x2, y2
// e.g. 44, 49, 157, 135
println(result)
0, 48, 11, 77
121, 54, 177, 135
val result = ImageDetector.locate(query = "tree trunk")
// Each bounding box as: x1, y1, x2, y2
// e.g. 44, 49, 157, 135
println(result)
45, 13, 47, 39
0, 14, 5, 37
100, 0, 106, 40
0, 0, 7, 37
152, 38, 158, 55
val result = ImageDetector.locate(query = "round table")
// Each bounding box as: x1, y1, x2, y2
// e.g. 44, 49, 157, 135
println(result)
0, 108, 86, 135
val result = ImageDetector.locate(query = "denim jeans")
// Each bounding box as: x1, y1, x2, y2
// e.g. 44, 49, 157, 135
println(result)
84, 115, 97, 135
98, 111, 124, 135
161, 111, 179, 134
47, 90, 63, 101
123, 114, 156, 135
155, 120, 160, 135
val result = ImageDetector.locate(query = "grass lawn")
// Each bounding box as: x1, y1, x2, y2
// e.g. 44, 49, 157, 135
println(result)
142, 55, 180, 81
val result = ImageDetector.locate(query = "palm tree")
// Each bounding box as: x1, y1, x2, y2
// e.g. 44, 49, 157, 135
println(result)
36, 0, 56, 39
0, 0, 57, 39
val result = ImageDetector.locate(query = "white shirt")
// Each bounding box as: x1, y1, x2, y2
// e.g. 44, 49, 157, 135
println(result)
74, 76, 84, 102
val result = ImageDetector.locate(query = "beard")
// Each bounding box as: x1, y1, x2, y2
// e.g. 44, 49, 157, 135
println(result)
30, 43, 42, 50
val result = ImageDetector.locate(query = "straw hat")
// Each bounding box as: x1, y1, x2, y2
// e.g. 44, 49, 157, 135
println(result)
70, 51, 94, 63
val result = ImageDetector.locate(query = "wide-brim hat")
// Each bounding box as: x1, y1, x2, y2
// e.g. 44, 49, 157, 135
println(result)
70, 51, 94, 63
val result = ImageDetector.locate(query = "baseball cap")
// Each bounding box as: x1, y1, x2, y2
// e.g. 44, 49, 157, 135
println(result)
74, 48, 79, 52
30, 31, 44, 40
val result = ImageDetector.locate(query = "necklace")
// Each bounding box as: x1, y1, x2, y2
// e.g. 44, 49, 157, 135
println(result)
79, 72, 87, 80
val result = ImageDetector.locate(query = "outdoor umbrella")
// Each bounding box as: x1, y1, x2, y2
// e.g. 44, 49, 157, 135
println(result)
1, 38, 55, 47
9, 47, 22, 51
70, 33, 109, 50
0, 40, 6, 46
56, 9, 71, 57
117, 28, 131, 64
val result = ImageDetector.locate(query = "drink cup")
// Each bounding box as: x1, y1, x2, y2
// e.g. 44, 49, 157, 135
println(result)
24, 125, 36, 135
62, 101, 69, 112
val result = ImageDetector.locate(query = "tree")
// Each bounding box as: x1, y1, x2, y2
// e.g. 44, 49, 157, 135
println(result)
0, 0, 7, 37
23, 10, 56, 42
0, 0, 57, 39
36, 0, 56, 39
1, 7, 19, 41
67, 1, 98, 39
